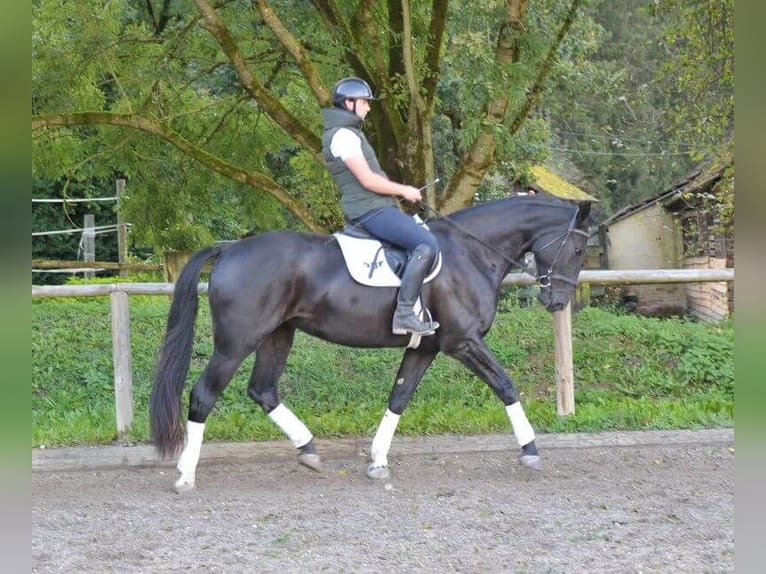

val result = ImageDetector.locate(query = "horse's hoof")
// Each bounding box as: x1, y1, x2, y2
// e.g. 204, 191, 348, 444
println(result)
519, 454, 542, 471
366, 463, 390, 480
299, 452, 322, 472
174, 477, 196, 493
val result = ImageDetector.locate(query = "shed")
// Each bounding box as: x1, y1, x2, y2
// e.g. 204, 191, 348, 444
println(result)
600, 153, 733, 320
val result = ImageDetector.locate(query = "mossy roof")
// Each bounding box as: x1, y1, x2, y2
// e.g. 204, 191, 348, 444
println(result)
528, 165, 597, 201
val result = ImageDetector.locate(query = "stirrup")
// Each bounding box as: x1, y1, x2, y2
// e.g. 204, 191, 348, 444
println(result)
392, 323, 439, 336
392, 314, 439, 336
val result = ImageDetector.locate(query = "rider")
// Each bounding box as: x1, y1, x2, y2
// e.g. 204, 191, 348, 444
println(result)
321, 76, 440, 336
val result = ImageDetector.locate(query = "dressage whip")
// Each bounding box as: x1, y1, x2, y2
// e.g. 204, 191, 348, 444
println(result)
417, 178, 441, 193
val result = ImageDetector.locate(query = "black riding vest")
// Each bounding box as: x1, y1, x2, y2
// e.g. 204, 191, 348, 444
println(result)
321, 107, 396, 220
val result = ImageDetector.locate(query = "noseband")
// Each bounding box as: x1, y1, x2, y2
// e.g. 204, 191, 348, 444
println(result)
535, 209, 589, 289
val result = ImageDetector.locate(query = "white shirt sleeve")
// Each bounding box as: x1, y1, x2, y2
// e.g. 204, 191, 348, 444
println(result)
330, 128, 363, 160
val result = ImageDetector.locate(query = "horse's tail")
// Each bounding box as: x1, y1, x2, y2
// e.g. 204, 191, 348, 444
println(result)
150, 245, 222, 459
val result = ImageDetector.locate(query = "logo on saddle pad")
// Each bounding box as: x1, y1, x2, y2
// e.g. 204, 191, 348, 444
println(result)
333, 228, 442, 288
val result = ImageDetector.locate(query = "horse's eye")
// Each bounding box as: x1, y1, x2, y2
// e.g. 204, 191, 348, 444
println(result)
575, 248, 583, 256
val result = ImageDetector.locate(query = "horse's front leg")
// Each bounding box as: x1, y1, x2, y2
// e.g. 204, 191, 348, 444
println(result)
367, 348, 438, 479
447, 337, 542, 471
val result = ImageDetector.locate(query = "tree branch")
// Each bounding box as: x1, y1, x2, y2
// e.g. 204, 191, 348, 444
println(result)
355, 1, 389, 93
386, 0, 404, 84
33, 112, 323, 231
253, 0, 330, 105
422, 0, 448, 109
440, 0, 528, 212
507, 0, 583, 135
440, 0, 583, 212
311, 0, 373, 82
193, 0, 322, 159
401, 0, 436, 195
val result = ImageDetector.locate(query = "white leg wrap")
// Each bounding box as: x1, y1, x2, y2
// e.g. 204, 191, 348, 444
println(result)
268, 404, 313, 448
370, 409, 401, 467
176, 420, 205, 476
506, 402, 535, 447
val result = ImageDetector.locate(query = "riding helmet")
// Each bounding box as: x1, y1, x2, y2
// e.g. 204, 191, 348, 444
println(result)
331, 77, 376, 108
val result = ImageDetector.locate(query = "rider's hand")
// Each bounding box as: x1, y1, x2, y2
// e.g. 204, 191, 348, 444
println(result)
399, 185, 422, 203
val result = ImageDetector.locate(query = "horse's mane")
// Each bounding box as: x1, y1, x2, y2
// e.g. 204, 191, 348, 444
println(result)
434, 194, 578, 224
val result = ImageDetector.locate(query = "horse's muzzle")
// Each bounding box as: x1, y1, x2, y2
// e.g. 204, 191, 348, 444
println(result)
537, 289, 569, 312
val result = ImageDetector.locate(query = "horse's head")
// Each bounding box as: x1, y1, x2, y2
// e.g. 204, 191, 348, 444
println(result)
530, 201, 597, 312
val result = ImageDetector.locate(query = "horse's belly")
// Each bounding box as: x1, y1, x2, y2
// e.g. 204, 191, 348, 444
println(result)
289, 292, 400, 348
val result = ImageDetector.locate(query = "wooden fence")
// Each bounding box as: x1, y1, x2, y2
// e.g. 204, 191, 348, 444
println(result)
32, 259, 163, 272
32, 268, 734, 437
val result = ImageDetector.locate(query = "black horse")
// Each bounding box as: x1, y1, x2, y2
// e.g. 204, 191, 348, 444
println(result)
150, 194, 596, 492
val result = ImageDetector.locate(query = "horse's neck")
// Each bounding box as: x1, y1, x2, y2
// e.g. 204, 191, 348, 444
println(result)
444, 200, 569, 271
443, 208, 530, 274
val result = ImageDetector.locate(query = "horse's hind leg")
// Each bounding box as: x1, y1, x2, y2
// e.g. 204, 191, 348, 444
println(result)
175, 351, 246, 493
246, 325, 321, 472
367, 348, 437, 479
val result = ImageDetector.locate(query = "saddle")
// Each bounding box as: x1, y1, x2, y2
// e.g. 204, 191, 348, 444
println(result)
332, 217, 442, 288
332, 216, 442, 349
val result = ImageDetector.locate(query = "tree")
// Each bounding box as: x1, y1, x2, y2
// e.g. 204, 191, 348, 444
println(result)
33, 0, 586, 251
651, 0, 733, 234
540, 0, 733, 216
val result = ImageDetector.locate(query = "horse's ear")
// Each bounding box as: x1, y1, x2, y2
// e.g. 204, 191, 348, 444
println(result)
576, 200, 602, 228
576, 201, 596, 227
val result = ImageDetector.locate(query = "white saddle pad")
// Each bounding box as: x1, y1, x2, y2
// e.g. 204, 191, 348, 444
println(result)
333, 233, 442, 287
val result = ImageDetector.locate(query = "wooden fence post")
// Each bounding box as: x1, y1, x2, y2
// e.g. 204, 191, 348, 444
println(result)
83, 214, 95, 280
116, 179, 128, 278
110, 290, 133, 436
554, 302, 575, 415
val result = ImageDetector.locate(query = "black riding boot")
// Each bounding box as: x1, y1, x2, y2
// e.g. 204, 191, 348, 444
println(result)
392, 244, 440, 336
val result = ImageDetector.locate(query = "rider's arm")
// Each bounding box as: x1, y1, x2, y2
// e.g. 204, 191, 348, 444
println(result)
331, 129, 421, 203
343, 156, 421, 203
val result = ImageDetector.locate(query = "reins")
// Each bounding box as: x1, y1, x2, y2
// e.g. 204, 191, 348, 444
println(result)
416, 200, 527, 271
418, 199, 584, 288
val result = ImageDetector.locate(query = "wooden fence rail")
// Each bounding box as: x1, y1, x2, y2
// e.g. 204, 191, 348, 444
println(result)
32, 268, 734, 436
32, 259, 163, 272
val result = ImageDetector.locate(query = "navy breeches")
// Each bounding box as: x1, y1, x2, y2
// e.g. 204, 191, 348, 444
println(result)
356, 207, 439, 255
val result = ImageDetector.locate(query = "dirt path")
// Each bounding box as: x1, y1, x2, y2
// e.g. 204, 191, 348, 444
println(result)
33, 429, 734, 573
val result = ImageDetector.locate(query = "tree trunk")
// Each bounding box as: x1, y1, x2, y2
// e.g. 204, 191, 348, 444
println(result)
163, 250, 192, 284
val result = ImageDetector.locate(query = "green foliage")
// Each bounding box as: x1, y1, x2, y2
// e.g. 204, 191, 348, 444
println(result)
265, 148, 343, 231
539, 0, 733, 217
571, 309, 733, 400
32, 0, 733, 256
32, 300, 733, 447
33, 0, 298, 251
652, 0, 733, 154
33, 0, 605, 245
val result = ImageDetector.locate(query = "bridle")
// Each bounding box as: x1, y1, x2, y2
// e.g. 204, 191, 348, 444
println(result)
533, 209, 589, 289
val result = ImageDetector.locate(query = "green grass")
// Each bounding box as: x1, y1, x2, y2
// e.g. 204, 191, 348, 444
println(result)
32, 297, 734, 447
